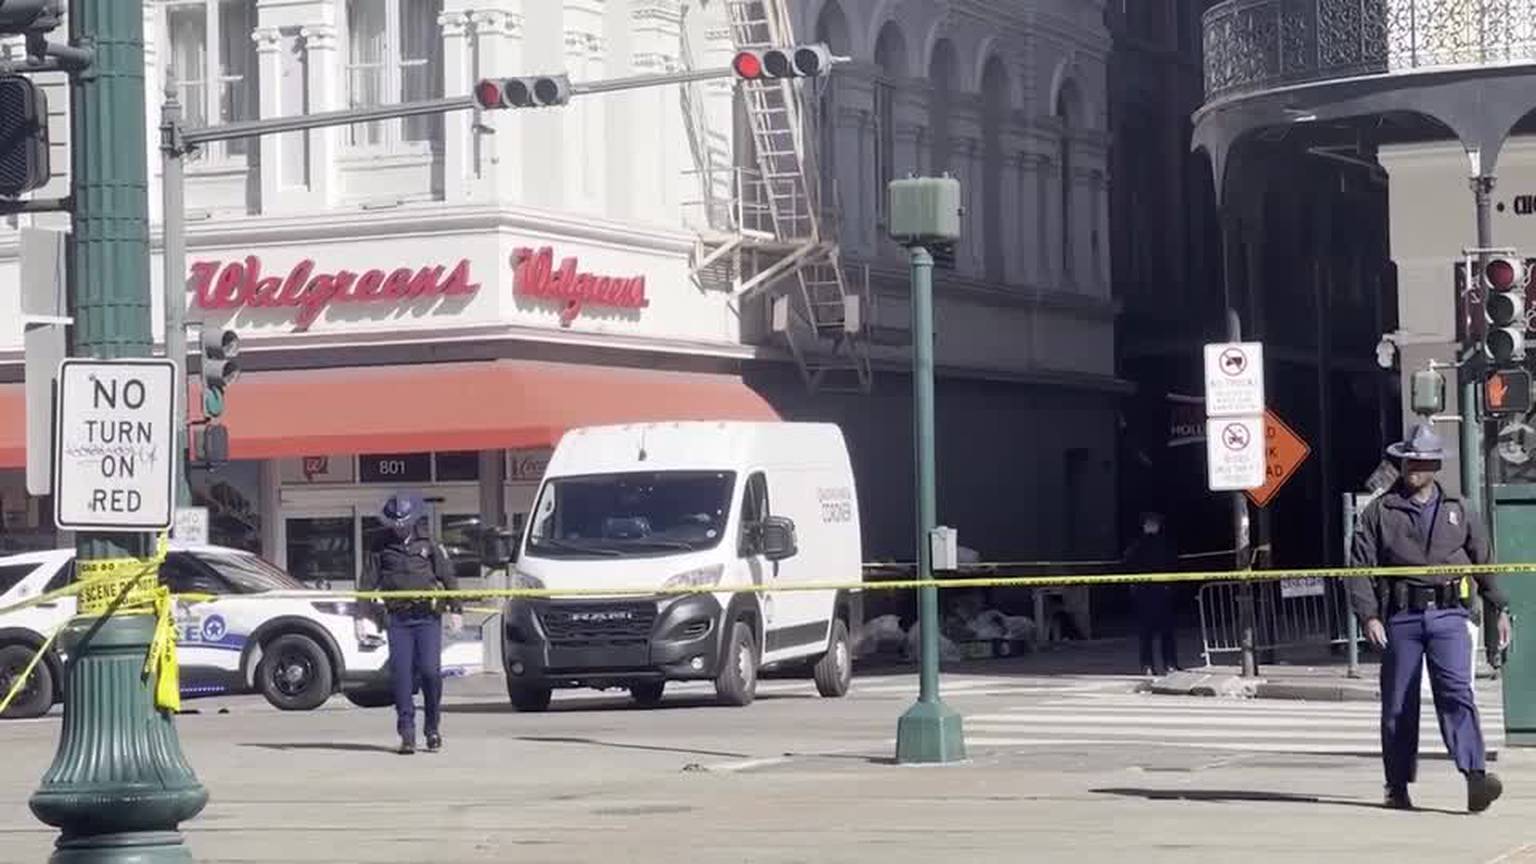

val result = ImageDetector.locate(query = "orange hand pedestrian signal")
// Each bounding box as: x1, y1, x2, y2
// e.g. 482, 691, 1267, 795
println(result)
1486, 368, 1533, 416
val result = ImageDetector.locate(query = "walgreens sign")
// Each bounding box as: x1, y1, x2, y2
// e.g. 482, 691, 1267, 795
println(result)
189, 257, 480, 332
512, 246, 649, 326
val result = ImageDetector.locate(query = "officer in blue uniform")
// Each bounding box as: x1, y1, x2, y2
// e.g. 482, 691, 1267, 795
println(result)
361, 491, 462, 755
1348, 424, 1511, 812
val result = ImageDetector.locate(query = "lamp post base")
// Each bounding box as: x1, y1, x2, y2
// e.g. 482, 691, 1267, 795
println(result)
895, 698, 966, 764
47, 831, 195, 864
29, 614, 208, 864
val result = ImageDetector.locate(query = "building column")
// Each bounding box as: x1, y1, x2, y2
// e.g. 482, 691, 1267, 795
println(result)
1001, 145, 1030, 285
1033, 152, 1054, 287
439, 9, 475, 204
252, 27, 285, 213
831, 72, 874, 253
631, 0, 683, 225
470, 6, 524, 205
300, 22, 341, 209
1089, 169, 1108, 292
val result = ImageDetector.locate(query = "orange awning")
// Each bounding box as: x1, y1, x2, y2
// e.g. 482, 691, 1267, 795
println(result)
0, 360, 780, 467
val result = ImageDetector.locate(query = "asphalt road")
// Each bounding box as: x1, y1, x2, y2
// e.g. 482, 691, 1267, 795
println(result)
1, 668, 1531, 863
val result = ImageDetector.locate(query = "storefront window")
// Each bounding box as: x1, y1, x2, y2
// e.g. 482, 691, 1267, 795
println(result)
440, 513, 485, 581
190, 460, 262, 552
0, 471, 57, 553
285, 517, 355, 586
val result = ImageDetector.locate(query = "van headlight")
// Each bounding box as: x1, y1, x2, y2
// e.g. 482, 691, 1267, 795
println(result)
662, 565, 724, 591
510, 569, 545, 591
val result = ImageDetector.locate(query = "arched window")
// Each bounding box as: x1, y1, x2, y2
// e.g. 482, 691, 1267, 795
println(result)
980, 56, 1009, 281
928, 40, 957, 174
1056, 82, 1082, 281
872, 22, 907, 223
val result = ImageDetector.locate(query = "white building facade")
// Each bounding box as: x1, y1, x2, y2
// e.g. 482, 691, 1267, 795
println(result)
0, 1, 1120, 624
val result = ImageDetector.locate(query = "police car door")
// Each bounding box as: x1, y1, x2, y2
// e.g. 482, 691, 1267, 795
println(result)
161, 554, 242, 696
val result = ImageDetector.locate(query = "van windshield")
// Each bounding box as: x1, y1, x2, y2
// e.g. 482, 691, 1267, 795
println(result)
526, 471, 736, 559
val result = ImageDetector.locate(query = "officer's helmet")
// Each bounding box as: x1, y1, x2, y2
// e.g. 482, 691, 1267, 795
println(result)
381, 491, 427, 540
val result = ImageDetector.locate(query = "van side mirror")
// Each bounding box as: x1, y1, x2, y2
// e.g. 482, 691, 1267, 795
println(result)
481, 526, 519, 567
761, 516, 798, 562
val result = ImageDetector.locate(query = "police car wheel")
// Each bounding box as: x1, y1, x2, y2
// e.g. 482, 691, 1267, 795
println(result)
506, 682, 552, 712
812, 619, 852, 698
257, 634, 334, 711
0, 644, 54, 720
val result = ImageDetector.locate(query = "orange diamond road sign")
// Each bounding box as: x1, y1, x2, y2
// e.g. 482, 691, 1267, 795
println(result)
1247, 409, 1310, 508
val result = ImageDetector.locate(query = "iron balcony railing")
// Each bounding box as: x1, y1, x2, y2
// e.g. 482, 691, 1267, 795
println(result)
1203, 0, 1536, 101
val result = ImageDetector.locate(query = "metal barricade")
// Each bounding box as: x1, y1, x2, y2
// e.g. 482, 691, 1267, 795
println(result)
1198, 577, 1352, 665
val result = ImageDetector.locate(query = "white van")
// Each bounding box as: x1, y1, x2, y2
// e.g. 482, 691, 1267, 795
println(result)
500, 421, 862, 710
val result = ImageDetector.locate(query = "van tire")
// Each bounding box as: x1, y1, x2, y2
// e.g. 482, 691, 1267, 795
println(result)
507, 682, 553, 712
0, 643, 54, 720
629, 681, 665, 708
813, 619, 852, 698
257, 634, 334, 711
714, 622, 757, 707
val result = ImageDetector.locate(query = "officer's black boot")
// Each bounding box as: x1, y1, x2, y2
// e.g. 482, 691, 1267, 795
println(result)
398, 734, 416, 756
1468, 770, 1503, 813
426, 732, 441, 753
1384, 784, 1413, 810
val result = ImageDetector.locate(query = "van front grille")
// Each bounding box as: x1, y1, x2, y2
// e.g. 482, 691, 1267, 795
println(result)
540, 603, 656, 643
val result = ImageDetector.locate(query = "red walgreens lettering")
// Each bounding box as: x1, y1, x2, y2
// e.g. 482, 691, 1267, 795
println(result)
511, 247, 648, 326
187, 257, 480, 332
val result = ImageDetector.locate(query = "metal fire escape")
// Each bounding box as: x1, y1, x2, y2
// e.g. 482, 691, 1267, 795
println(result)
685, 0, 871, 394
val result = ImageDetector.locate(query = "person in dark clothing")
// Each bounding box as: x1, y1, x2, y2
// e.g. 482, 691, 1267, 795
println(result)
360, 491, 463, 755
1125, 511, 1180, 676
1348, 424, 1510, 813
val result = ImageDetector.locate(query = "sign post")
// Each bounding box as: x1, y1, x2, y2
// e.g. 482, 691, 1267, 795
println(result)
1205, 333, 1265, 677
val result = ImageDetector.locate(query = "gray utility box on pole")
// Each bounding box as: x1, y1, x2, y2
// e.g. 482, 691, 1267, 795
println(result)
20, 226, 69, 496
888, 175, 961, 243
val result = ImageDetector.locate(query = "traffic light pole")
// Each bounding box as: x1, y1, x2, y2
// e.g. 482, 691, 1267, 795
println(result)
1466, 177, 1494, 519
160, 80, 190, 508
29, 2, 208, 861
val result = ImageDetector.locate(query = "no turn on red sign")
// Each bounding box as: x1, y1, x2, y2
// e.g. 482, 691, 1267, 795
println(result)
53, 359, 178, 532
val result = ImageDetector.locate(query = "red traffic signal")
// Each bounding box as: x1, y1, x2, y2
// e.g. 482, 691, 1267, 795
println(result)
732, 44, 832, 80
1483, 255, 1529, 293
472, 75, 572, 110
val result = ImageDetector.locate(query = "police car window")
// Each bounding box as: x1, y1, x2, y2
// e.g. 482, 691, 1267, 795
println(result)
44, 561, 74, 594
0, 563, 40, 598
196, 551, 306, 593
159, 557, 226, 595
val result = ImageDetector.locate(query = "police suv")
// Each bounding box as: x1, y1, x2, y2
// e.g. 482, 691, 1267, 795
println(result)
0, 544, 397, 719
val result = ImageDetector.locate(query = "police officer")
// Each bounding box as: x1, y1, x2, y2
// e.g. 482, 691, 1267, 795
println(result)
360, 491, 463, 755
1347, 424, 1511, 812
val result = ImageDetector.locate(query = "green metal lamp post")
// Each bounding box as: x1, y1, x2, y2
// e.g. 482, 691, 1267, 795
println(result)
889, 175, 966, 764
29, 2, 208, 861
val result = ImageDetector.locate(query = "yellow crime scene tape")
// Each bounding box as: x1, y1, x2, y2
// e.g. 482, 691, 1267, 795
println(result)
0, 535, 182, 717
0, 551, 1522, 717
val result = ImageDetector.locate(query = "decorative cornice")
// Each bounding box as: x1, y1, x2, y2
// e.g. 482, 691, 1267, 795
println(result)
301, 24, 339, 53
470, 9, 523, 38
252, 27, 283, 54
437, 10, 471, 38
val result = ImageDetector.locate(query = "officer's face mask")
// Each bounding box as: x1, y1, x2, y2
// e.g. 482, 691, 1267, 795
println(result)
391, 522, 416, 542
1402, 459, 1441, 492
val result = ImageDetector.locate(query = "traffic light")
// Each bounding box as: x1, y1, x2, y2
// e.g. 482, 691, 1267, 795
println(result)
473, 74, 571, 110
0, 75, 49, 196
1486, 368, 1533, 417
732, 44, 832, 80
0, 0, 60, 34
199, 328, 239, 418
1482, 254, 1529, 363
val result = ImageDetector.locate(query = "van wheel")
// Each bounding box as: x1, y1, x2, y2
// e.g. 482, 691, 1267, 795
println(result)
257, 634, 334, 711
507, 682, 552, 713
629, 681, 665, 708
0, 644, 53, 720
813, 619, 853, 698
714, 622, 758, 707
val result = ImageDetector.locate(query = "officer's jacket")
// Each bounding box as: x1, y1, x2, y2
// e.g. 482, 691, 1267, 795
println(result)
1347, 482, 1508, 620
359, 535, 461, 619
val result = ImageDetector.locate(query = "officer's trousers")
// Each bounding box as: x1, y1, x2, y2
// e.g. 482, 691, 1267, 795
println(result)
387, 612, 443, 739
1381, 607, 1485, 788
